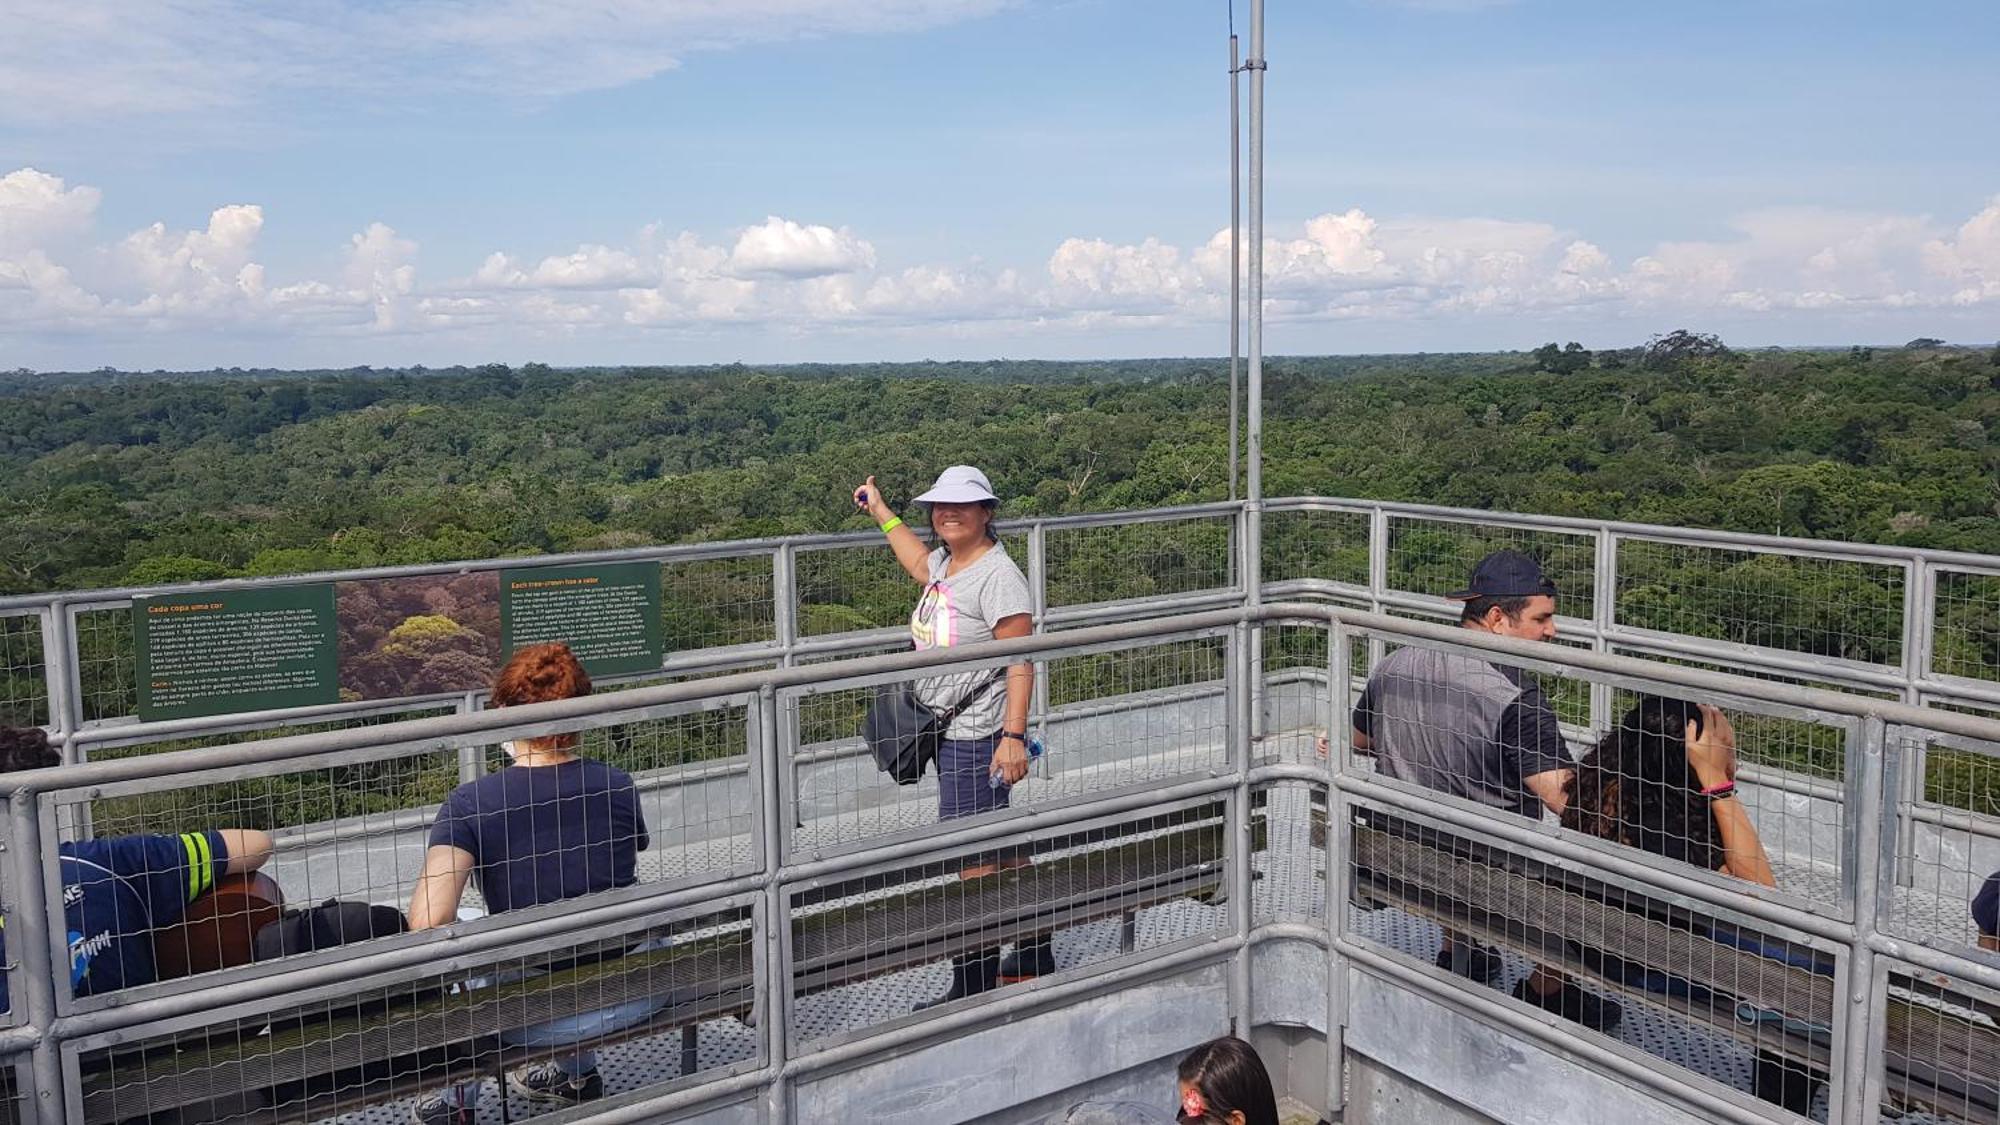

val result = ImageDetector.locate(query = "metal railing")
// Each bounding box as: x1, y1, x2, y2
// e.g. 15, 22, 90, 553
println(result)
5, 497, 1997, 750
0, 599, 1991, 1123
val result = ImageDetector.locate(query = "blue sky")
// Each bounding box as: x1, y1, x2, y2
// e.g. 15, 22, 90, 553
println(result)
2, 0, 1995, 370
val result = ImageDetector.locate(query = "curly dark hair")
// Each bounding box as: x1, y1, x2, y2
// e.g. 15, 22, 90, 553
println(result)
0, 726, 60, 775
1561, 696, 1721, 872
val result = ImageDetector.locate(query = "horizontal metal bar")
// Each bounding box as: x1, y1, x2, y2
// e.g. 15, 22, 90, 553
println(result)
16, 603, 2000, 795
1280, 494, 2000, 570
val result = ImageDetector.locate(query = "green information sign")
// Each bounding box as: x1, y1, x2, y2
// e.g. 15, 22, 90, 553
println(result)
135, 585, 340, 721
500, 562, 664, 677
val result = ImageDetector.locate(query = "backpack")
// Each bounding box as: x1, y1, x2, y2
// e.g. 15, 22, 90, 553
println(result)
253, 899, 409, 960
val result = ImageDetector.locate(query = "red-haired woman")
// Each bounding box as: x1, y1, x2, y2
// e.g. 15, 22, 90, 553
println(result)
406, 643, 652, 1124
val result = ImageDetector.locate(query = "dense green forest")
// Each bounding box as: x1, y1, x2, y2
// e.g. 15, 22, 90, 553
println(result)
4, 341, 1997, 599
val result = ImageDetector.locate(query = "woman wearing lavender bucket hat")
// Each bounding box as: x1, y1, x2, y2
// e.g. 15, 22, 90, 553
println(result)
852, 465, 1053, 1006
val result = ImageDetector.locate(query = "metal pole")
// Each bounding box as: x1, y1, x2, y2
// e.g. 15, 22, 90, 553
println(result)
1227, 622, 1255, 1035
1833, 716, 1887, 1125
756, 685, 792, 1125
1243, 1, 1268, 751
11, 793, 64, 1125
1228, 33, 1241, 502
1325, 618, 1352, 1120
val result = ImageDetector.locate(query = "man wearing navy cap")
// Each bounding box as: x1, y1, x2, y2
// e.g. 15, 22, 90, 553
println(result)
1352, 548, 1620, 1032
1975, 871, 1998, 953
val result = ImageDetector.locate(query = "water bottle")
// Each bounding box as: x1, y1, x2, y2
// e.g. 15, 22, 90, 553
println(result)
991, 736, 1046, 789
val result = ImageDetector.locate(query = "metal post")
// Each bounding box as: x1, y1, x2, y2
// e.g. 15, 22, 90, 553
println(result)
1243, 2, 1267, 752
1365, 506, 1389, 671
755, 685, 792, 1124
10, 793, 64, 1125
1832, 716, 1888, 1125
1325, 615, 1352, 1120
1027, 522, 1052, 779
1894, 560, 1928, 890
1227, 622, 1254, 1035
1589, 530, 1618, 736
457, 691, 483, 784
1227, 32, 1241, 502
773, 546, 800, 669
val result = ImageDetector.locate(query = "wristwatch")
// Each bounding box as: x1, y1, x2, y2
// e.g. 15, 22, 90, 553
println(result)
1000, 730, 1027, 744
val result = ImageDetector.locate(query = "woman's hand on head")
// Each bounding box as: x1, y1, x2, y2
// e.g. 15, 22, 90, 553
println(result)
853, 475, 893, 522
1684, 703, 1738, 788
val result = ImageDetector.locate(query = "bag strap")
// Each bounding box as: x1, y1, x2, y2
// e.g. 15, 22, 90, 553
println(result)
936, 670, 1004, 727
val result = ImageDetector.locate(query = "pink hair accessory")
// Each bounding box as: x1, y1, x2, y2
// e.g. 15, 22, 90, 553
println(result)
1182, 1087, 1207, 1118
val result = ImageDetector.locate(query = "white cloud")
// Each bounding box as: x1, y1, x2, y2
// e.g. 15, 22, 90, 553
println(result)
0, 1, 1014, 126
4, 164, 1998, 364
728, 217, 876, 279
0, 168, 102, 252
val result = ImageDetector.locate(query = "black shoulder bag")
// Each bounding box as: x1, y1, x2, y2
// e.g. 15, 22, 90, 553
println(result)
861, 670, 1004, 785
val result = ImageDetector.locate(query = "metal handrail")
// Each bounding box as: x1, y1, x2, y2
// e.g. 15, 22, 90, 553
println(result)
1, 601, 1995, 1125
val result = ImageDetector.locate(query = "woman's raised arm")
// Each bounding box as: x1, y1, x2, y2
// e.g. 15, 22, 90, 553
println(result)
855, 475, 931, 583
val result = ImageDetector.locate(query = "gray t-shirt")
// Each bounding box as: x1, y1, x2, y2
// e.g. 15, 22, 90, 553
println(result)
910, 544, 1033, 740
1352, 645, 1574, 819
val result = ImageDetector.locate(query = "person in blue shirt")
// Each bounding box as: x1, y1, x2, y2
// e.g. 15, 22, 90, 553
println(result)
0, 726, 273, 1012
405, 643, 653, 1125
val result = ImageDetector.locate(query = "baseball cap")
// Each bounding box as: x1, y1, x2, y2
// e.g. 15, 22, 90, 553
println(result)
913, 465, 1000, 505
1446, 549, 1559, 601
1975, 871, 1999, 939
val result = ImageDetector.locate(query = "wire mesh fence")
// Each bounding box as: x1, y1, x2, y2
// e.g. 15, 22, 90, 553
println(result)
787, 800, 1231, 1048
790, 636, 1232, 856
1615, 539, 1906, 668
1340, 796, 1841, 1120
1384, 517, 1597, 622
1043, 516, 1235, 610
1931, 567, 2000, 686
0, 613, 48, 731
72, 605, 135, 726
1879, 965, 2000, 1124
1262, 623, 1330, 752
1889, 725, 2000, 959
1262, 507, 1370, 589
661, 554, 776, 654
49, 697, 757, 1002
794, 541, 927, 638
1252, 781, 1328, 927
72, 903, 756, 1125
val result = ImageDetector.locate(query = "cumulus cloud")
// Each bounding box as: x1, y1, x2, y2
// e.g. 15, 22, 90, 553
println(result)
0, 168, 102, 252
5, 164, 1999, 363
728, 217, 876, 279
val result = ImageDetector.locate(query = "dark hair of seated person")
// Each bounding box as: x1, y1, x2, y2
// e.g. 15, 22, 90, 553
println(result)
1176, 1035, 1280, 1125
1562, 696, 1721, 871
0, 726, 60, 774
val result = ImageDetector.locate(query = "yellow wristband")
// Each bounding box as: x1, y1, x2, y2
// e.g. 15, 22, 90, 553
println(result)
879, 516, 904, 534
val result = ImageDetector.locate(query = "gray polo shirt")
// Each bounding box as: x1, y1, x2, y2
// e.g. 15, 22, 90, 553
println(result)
910, 544, 1032, 740
1352, 645, 1573, 819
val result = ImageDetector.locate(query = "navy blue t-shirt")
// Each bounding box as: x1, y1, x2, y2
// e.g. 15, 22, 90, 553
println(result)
426, 758, 648, 915
1, 831, 228, 1012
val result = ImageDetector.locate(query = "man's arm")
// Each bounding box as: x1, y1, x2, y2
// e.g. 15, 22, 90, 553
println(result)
1500, 685, 1576, 816
407, 845, 476, 931
215, 830, 273, 875
1523, 768, 1573, 816
1350, 680, 1379, 754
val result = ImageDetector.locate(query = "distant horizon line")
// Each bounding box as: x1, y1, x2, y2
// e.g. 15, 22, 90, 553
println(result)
13, 339, 1997, 379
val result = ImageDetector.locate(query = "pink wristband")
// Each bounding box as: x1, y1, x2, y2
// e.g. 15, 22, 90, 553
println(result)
1701, 781, 1737, 800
